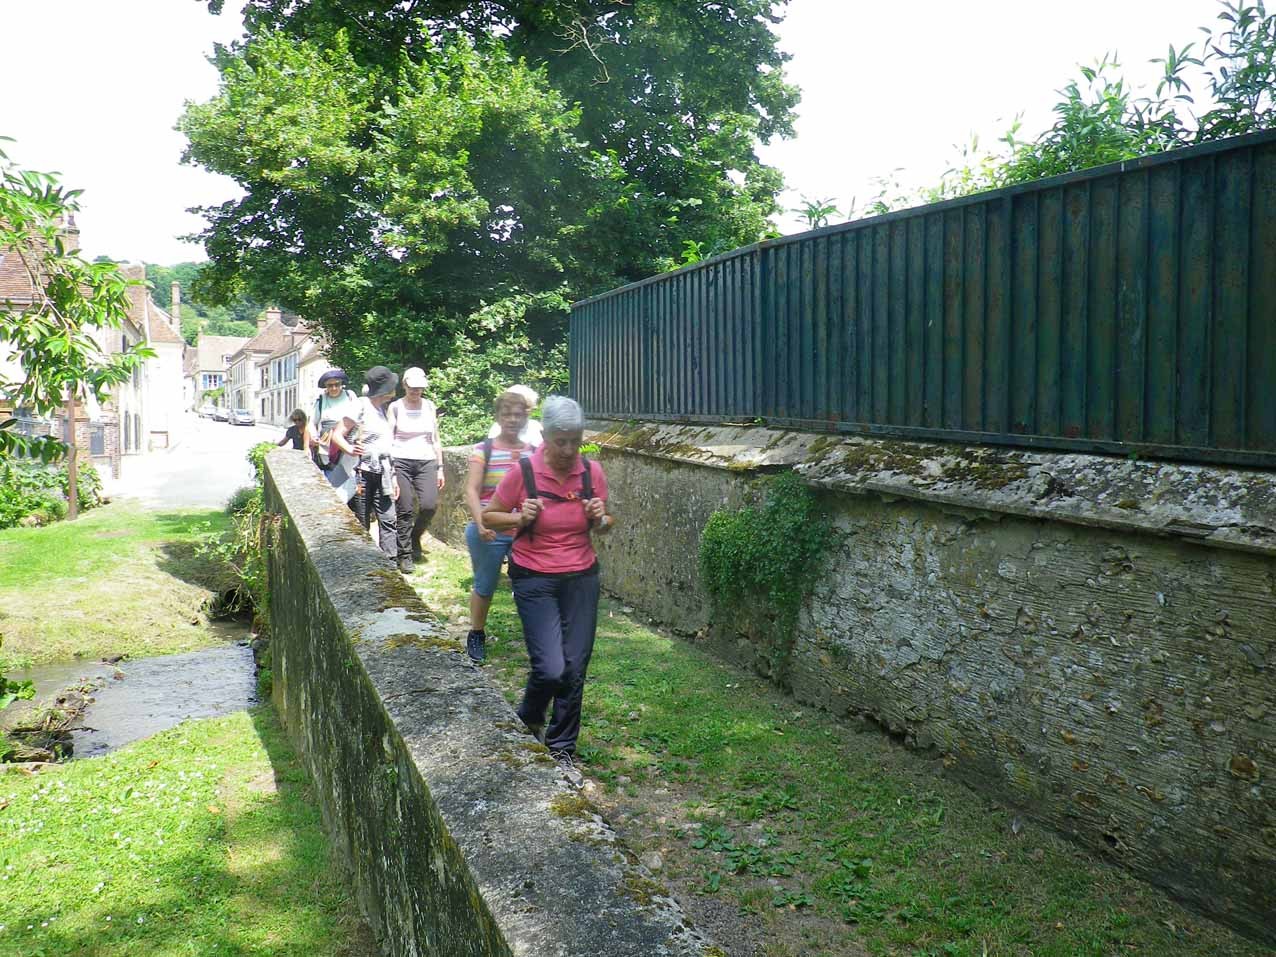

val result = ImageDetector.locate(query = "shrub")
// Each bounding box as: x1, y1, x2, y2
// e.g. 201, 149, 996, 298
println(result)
698, 471, 830, 681
225, 485, 260, 515
0, 459, 101, 529
199, 442, 274, 629
0, 637, 35, 713
247, 441, 275, 483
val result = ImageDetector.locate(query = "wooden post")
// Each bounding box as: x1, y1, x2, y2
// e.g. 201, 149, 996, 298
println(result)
65, 391, 78, 521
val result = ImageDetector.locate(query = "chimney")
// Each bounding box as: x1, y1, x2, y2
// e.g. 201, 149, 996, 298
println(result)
260, 305, 282, 331
170, 282, 181, 327
59, 213, 80, 253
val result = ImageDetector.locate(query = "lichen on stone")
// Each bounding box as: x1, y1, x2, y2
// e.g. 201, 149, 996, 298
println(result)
549, 792, 594, 820
384, 633, 459, 653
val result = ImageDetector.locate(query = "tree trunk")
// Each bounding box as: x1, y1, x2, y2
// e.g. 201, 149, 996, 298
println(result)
65, 392, 78, 521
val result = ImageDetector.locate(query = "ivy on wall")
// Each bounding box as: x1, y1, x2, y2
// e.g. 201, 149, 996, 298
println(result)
697, 471, 830, 681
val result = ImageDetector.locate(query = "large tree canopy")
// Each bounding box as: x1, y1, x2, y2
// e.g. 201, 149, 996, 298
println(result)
184, 1, 796, 439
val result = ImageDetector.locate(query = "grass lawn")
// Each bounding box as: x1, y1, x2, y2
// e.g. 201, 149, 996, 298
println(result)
0, 502, 234, 670
0, 707, 376, 957
412, 538, 1270, 957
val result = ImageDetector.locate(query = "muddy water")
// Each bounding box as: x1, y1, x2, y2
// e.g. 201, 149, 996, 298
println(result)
11, 639, 258, 759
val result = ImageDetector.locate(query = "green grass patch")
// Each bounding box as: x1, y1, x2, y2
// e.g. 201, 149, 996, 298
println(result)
0, 503, 234, 669
414, 540, 1269, 957
0, 708, 375, 957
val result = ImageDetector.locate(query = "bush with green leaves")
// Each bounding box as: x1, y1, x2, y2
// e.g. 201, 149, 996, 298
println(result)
0, 459, 101, 529
698, 471, 830, 681
247, 441, 276, 483
0, 644, 35, 714
854, 2, 1276, 217
225, 484, 260, 516
201, 443, 275, 627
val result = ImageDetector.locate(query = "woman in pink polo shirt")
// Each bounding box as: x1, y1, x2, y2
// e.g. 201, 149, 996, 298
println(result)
483, 396, 614, 783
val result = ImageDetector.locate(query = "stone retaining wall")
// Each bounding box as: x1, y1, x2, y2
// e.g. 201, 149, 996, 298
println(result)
262, 448, 711, 957
435, 424, 1275, 943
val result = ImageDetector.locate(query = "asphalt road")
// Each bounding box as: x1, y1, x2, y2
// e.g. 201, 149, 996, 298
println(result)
103, 413, 284, 510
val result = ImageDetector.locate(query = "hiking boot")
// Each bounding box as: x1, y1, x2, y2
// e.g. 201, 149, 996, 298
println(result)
550, 749, 584, 788
465, 629, 486, 662
523, 721, 546, 745
398, 556, 415, 574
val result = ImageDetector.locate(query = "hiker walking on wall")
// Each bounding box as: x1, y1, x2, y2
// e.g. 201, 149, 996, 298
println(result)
483, 396, 614, 786
389, 367, 443, 575
350, 365, 399, 558
311, 369, 362, 502
462, 389, 534, 662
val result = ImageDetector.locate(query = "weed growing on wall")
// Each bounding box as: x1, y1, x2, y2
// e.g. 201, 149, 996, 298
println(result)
698, 471, 829, 681
198, 442, 275, 630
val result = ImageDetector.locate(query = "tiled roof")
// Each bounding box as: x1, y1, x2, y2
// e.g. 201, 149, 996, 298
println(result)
146, 303, 184, 345
183, 346, 199, 377
241, 319, 292, 356
196, 334, 252, 371
0, 246, 36, 304
0, 223, 83, 304
267, 324, 311, 359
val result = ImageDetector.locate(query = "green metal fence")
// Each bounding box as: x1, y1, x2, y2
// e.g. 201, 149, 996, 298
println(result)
570, 130, 1276, 467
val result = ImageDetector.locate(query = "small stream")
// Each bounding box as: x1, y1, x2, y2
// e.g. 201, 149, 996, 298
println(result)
11, 639, 259, 759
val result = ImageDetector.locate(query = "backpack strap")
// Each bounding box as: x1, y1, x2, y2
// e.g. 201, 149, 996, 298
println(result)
518, 456, 598, 538
580, 454, 595, 528
517, 455, 539, 538
482, 437, 493, 474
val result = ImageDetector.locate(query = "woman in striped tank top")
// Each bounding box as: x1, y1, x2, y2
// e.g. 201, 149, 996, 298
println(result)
461, 389, 534, 661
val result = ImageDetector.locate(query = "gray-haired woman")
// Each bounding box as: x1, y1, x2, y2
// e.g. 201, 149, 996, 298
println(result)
483, 397, 614, 786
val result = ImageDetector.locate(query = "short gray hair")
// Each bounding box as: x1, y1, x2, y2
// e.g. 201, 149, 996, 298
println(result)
541, 396, 584, 434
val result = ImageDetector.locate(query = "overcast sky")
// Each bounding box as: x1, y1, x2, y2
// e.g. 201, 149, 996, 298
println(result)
0, 0, 1225, 263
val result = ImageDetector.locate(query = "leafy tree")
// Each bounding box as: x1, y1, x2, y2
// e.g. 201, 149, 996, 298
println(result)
793, 196, 840, 230
185, 1, 796, 438
840, 2, 1276, 218
0, 141, 152, 461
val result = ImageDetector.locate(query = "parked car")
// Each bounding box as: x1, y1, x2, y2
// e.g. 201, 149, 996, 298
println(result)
231, 409, 256, 426
211, 407, 230, 422
198, 404, 217, 418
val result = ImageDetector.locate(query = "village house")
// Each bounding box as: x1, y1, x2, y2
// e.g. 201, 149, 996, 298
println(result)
123, 265, 186, 451
189, 331, 250, 410
0, 219, 178, 478
262, 321, 329, 426
225, 308, 300, 420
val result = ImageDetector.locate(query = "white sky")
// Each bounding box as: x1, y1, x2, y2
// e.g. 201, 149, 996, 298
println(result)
0, 0, 1226, 263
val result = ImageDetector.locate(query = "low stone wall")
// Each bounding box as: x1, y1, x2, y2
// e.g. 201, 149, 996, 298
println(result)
435, 424, 1275, 944
262, 449, 711, 957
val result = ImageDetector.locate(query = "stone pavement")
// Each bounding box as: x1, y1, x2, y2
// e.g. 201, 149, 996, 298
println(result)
102, 413, 283, 510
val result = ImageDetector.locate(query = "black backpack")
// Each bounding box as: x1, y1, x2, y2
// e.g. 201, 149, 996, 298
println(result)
517, 453, 594, 538
481, 439, 596, 537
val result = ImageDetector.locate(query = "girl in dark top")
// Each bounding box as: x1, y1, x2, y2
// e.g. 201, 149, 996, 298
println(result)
278, 409, 309, 450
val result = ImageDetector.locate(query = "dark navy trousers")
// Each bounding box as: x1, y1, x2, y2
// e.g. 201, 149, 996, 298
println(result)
512, 568, 601, 754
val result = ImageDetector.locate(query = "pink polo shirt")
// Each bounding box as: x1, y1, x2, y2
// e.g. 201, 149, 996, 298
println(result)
493, 447, 608, 575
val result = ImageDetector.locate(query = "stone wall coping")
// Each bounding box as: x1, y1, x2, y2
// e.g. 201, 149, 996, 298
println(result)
584, 420, 1276, 557
265, 449, 710, 957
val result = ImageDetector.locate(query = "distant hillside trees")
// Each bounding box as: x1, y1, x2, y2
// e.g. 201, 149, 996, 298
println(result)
144, 263, 262, 344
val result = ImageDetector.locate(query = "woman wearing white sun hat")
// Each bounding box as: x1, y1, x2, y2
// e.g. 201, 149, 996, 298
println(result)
487, 383, 544, 448
388, 366, 444, 573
